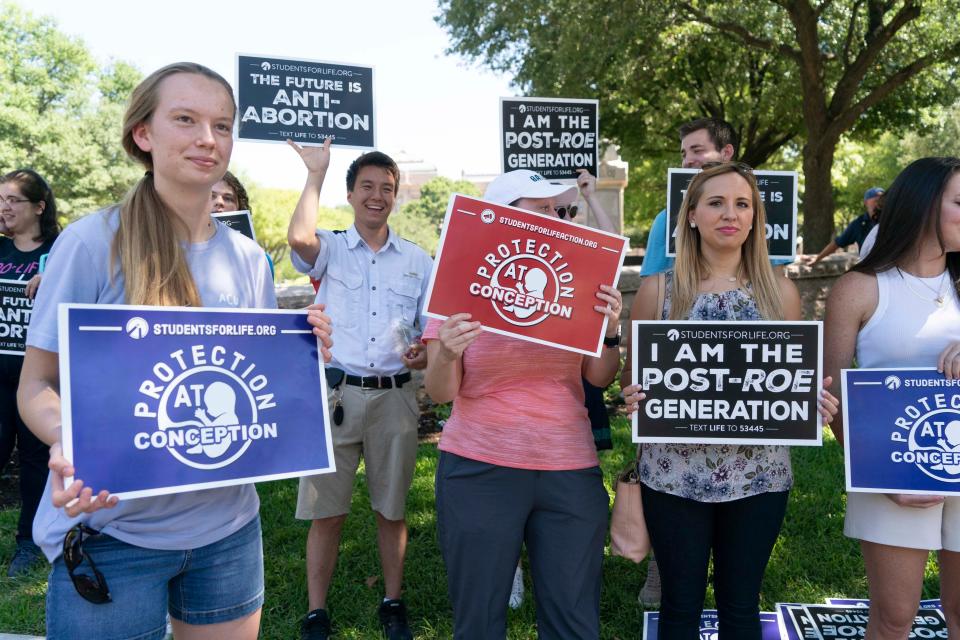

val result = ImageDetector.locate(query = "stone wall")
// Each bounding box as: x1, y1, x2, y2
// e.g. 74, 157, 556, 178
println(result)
277, 253, 860, 325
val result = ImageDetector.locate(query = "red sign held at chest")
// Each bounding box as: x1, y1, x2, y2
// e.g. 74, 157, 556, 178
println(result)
424, 194, 629, 356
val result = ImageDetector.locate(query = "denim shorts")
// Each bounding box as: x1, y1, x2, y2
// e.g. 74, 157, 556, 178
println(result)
46, 515, 264, 640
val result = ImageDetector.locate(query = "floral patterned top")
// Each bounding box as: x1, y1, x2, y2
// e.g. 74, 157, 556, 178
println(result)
638, 271, 793, 502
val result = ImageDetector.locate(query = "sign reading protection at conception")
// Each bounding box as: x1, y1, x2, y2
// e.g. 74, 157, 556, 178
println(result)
59, 305, 334, 499
843, 368, 960, 496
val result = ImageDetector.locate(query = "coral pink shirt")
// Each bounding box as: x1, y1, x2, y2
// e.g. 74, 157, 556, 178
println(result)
423, 319, 598, 470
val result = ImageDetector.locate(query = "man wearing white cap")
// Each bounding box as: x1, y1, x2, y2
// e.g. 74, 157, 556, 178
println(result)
423, 169, 623, 639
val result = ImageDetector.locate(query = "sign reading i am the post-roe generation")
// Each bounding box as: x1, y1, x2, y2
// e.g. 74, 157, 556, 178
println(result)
500, 97, 599, 180
424, 194, 629, 356
59, 305, 335, 500
800, 605, 945, 640
843, 368, 960, 495
0, 279, 31, 356
632, 321, 823, 445
237, 54, 375, 149
665, 168, 798, 260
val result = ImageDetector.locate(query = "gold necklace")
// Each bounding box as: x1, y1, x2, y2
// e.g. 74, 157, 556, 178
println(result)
897, 267, 948, 308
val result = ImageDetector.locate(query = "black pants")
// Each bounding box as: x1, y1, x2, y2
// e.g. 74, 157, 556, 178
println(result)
0, 370, 49, 542
641, 484, 789, 640
435, 452, 608, 640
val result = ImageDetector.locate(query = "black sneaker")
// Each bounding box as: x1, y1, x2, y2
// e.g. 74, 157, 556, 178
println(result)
7, 539, 43, 577
300, 608, 331, 640
378, 599, 413, 640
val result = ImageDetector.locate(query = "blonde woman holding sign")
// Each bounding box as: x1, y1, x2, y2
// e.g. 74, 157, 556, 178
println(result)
824, 157, 960, 640
622, 162, 837, 639
17, 62, 332, 640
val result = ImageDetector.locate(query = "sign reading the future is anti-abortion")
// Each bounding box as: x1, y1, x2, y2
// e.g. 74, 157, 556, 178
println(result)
59, 305, 334, 499
0, 279, 31, 356
212, 210, 257, 242
237, 54, 375, 149
665, 168, 798, 260
500, 97, 599, 180
843, 368, 960, 495
632, 321, 823, 445
424, 194, 629, 356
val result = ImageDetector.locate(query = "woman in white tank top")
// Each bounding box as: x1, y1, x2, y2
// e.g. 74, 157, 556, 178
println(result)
825, 157, 960, 639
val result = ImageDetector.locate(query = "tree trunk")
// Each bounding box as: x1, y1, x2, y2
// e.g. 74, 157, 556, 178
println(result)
800, 135, 838, 253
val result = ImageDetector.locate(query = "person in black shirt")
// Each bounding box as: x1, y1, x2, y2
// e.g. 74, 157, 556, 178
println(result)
0, 169, 59, 576
811, 186, 885, 264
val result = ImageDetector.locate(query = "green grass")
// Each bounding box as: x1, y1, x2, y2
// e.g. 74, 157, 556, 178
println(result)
0, 421, 945, 638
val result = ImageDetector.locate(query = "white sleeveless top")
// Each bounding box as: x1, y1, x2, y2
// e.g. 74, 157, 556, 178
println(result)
857, 268, 960, 368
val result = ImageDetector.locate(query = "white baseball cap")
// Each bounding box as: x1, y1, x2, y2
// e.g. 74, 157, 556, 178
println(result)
483, 170, 576, 206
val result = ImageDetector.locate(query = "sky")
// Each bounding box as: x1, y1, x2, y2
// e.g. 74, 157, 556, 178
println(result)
26, 0, 516, 204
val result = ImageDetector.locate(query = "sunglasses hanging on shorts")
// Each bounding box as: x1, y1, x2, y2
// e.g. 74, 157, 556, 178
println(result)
63, 523, 112, 604
554, 204, 578, 220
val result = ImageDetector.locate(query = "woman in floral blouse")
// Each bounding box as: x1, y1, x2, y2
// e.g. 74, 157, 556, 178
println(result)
622, 162, 837, 638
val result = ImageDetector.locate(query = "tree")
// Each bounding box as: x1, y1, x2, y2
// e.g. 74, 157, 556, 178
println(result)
401, 176, 480, 227
437, 0, 960, 248
0, 2, 142, 219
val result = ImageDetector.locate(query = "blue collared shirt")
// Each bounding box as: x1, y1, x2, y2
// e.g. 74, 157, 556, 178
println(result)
292, 225, 433, 377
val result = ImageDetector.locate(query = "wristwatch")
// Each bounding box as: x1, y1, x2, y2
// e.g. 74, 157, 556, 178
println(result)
603, 332, 621, 348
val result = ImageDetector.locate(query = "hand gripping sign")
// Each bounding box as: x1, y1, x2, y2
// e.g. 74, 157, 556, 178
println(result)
632, 321, 823, 445
423, 194, 629, 356
843, 368, 960, 495
59, 305, 334, 499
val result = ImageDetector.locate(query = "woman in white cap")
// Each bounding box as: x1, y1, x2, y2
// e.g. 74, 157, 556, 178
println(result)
423, 169, 623, 639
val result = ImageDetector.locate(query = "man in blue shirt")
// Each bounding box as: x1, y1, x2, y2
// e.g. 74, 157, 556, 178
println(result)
287, 138, 431, 640
811, 186, 885, 264
640, 118, 739, 276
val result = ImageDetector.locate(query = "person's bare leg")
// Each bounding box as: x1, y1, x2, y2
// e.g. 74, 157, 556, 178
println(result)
306, 515, 348, 610
939, 549, 960, 638
375, 512, 407, 600
862, 541, 928, 640
171, 609, 260, 640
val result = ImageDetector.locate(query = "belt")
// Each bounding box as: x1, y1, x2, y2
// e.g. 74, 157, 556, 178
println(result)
344, 372, 411, 389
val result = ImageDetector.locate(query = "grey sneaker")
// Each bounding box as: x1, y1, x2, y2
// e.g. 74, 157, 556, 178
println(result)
301, 608, 332, 640
508, 565, 524, 609
639, 557, 661, 607
7, 539, 43, 577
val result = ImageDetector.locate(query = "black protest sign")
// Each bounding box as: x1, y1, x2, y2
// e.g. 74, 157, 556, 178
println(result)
500, 97, 599, 180
631, 321, 823, 445
665, 169, 798, 260
0, 279, 31, 356
213, 210, 257, 242
801, 605, 946, 640
237, 54, 375, 149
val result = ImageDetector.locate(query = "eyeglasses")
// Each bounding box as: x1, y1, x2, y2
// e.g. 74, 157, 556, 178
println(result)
0, 195, 31, 207
555, 204, 578, 220
63, 524, 112, 604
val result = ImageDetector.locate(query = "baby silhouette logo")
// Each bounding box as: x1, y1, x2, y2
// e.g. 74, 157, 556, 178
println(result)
891, 401, 960, 484
133, 345, 278, 470
470, 239, 575, 327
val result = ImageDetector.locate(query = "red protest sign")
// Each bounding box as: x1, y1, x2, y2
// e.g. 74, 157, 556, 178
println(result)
424, 194, 629, 355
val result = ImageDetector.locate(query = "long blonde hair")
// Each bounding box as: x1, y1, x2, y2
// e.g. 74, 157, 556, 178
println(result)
670, 163, 783, 320
113, 62, 235, 306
